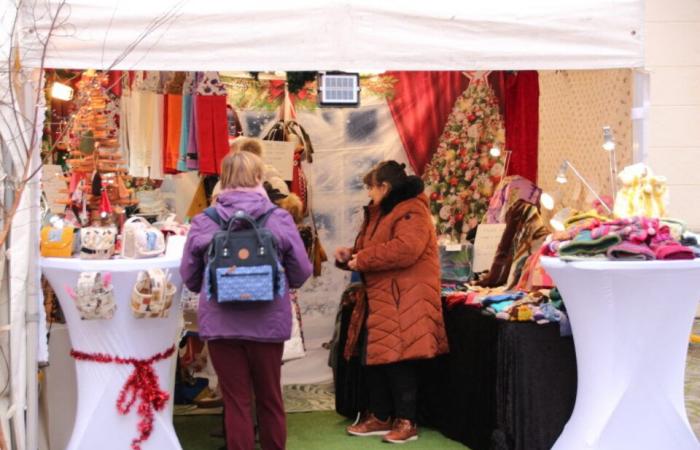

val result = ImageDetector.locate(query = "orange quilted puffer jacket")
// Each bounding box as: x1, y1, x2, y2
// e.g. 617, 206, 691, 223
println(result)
344, 188, 449, 366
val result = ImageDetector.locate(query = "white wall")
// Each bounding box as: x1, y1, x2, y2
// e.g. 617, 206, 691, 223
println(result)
645, 0, 700, 231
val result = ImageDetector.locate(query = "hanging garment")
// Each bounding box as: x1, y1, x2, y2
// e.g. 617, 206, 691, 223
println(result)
129, 91, 161, 177
126, 90, 149, 177
164, 94, 183, 173
119, 81, 131, 172
186, 75, 200, 171
149, 93, 165, 180
178, 94, 192, 172
194, 94, 229, 175
483, 175, 541, 224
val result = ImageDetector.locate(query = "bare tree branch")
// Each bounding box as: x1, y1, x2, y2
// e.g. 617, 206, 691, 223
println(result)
6, 1, 29, 155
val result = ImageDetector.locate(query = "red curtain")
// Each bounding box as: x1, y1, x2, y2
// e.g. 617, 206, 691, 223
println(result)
386, 71, 468, 176
503, 71, 539, 183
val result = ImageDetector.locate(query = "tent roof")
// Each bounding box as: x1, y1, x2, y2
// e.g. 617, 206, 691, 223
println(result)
21, 0, 643, 71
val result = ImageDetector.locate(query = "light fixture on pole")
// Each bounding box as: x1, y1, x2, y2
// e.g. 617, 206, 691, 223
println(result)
540, 192, 555, 210
51, 82, 73, 101
602, 125, 618, 201
555, 161, 568, 184
555, 159, 612, 215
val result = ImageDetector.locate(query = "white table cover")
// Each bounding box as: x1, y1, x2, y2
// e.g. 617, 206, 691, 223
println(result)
541, 257, 700, 450
41, 255, 183, 450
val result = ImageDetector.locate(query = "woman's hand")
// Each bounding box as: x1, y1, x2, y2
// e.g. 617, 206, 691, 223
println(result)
334, 246, 353, 263
348, 254, 358, 271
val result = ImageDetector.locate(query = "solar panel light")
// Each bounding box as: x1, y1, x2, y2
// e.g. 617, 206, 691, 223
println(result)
318, 72, 360, 107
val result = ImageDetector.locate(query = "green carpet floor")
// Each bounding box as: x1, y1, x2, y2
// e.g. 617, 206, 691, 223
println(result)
175, 411, 468, 450
175, 319, 700, 449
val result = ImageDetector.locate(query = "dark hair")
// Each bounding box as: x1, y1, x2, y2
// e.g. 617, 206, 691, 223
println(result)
363, 160, 408, 190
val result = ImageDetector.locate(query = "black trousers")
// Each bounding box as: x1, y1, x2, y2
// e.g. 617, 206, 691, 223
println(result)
366, 361, 417, 422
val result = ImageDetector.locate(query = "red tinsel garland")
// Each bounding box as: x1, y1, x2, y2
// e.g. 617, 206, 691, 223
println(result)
70, 345, 176, 450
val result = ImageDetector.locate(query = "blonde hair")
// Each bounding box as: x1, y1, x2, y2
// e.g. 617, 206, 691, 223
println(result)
220, 150, 264, 189
230, 137, 264, 157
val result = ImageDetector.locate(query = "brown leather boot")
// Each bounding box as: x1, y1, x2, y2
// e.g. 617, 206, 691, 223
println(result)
382, 418, 418, 444
346, 413, 393, 436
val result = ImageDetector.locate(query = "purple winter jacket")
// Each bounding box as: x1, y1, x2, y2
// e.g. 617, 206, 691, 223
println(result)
179, 189, 313, 342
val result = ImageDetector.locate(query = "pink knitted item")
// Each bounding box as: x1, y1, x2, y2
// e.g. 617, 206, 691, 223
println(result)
654, 242, 695, 260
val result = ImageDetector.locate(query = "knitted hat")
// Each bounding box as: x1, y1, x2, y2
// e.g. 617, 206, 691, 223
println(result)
654, 242, 695, 260
558, 230, 622, 257
606, 242, 656, 261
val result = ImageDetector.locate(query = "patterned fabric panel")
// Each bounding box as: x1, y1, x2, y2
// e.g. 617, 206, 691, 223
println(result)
215, 265, 275, 302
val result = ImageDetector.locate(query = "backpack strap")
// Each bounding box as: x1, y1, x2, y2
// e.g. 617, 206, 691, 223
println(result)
255, 207, 279, 228
205, 206, 278, 230
204, 207, 226, 229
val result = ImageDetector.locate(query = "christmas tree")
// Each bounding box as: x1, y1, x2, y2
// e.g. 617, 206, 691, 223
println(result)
423, 72, 506, 242
64, 71, 135, 223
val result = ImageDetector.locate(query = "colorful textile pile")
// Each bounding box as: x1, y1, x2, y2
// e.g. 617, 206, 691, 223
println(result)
442, 284, 570, 335
544, 215, 697, 261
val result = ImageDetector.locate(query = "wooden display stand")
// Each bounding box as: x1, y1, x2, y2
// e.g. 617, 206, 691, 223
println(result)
62, 71, 136, 221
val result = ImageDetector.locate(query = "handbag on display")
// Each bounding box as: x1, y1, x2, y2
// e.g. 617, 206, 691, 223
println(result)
79, 224, 117, 259
121, 216, 166, 259
40, 224, 75, 258
282, 290, 306, 362
131, 268, 176, 318
69, 272, 117, 320
179, 286, 200, 312
154, 213, 190, 238
439, 243, 473, 283
136, 189, 167, 215
263, 120, 314, 215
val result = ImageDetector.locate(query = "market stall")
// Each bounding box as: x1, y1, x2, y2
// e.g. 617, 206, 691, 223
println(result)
0, 2, 667, 450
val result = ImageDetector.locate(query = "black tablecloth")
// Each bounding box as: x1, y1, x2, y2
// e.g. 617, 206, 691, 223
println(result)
334, 304, 578, 450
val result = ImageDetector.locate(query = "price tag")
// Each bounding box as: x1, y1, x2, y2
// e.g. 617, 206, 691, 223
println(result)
472, 224, 506, 272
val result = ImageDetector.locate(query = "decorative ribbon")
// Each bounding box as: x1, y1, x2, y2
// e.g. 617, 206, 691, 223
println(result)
70, 345, 176, 450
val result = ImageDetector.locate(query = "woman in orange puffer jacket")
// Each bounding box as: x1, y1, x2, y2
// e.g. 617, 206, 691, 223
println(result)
335, 160, 449, 444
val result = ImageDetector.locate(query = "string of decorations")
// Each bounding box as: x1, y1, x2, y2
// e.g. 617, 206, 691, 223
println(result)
70, 345, 176, 450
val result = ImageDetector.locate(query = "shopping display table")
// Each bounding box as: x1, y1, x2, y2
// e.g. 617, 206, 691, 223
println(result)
41, 255, 183, 450
333, 300, 577, 450
541, 257, 700, 450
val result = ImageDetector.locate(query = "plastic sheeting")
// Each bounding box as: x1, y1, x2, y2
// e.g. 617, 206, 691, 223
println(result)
0, 1, 46, 442
541, 257, 700, 450
21, 0, 643, 71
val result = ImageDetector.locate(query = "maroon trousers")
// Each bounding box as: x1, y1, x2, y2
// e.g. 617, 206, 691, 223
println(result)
208, 339, 286, 450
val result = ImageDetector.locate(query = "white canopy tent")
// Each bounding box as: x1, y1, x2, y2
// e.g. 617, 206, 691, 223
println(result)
0, 1, 644, 449
23, 0, 643, 71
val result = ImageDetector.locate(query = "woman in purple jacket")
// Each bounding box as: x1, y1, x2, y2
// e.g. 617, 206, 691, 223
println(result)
180, 151, 312, 450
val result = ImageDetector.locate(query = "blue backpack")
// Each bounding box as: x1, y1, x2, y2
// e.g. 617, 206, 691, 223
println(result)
204, 207, 285, 303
